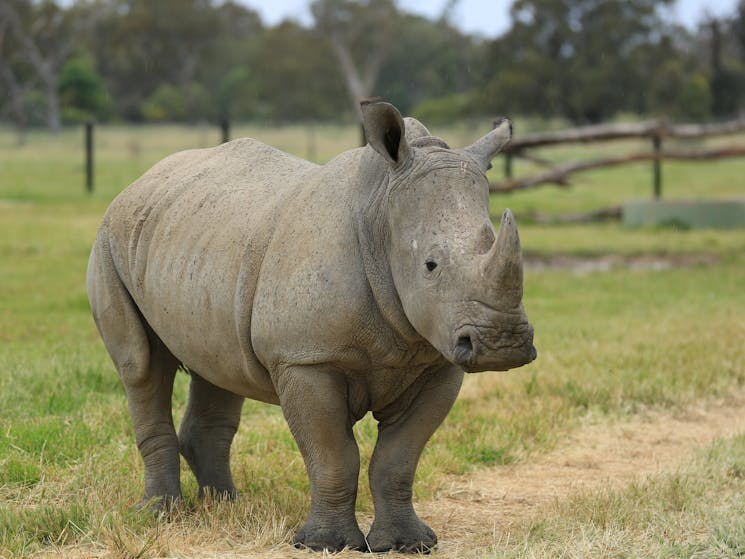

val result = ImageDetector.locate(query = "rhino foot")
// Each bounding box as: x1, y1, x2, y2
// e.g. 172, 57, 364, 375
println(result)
197, 485, 237, 501
177, 372, 243, 502
366, 518, 437, 553
292, 519, 367, 552
136, 493, 182, 514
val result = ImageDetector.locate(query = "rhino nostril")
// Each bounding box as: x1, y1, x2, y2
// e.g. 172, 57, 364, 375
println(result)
453, 334, 475, 367
456, 335, 473, 353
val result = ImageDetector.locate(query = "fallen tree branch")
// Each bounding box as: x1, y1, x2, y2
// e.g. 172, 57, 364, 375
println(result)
670, 120, 745, 139
514, 151, 556, 168
504, 121, 663, 153
491, 146, 745, 193
503, 119, 745, 153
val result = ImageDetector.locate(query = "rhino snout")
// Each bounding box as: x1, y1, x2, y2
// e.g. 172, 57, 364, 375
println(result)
451, 323, 536, 373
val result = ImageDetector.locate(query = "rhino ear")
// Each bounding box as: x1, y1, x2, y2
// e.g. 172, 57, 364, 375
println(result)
360, 100, 410, 167
464, 118, 513, 173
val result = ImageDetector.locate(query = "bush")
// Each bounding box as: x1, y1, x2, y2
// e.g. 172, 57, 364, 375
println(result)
410, 92, 475, 124
141, 83, 209, 122
677, 74, 712, 121
58, 55, 109, 122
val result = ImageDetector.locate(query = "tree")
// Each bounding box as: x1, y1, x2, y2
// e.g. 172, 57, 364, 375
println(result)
92, 0, 226, 121
311, 0, 400, 120
211, 67, 257, 123
0, 0, 92, 132
252, 21, 346, 121
376, 12, 487, 115
0, 10, 34, 142
708, 14, 745, 117
733, 0, 745, 60
481, 0, 678, 123
198, 1, 263, 123
58, 54, 108, 122
3, 0, 735, 127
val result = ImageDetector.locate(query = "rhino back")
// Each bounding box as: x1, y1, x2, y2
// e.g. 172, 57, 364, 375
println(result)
100, 138, 318, 401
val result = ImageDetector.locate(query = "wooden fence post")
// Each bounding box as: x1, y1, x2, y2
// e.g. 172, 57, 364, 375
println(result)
306, 121, 317, 162
504, 153, 513, 179
220, 119, 230, 144
652, 134, 662, 199
85, 121, 94, 193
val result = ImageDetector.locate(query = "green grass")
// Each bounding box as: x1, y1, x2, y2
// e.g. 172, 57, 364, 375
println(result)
0, 122, 744, 556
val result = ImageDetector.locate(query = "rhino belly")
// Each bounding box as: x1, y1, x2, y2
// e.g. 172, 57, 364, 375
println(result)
139, 252, 275, 402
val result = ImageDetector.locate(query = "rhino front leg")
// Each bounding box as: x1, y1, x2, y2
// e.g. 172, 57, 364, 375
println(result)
178, 371, 244, 499
367, 365, 463, 552
276, 366, 366, 552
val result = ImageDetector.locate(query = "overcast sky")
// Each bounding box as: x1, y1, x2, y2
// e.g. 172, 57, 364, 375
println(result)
240, 0, 740, 38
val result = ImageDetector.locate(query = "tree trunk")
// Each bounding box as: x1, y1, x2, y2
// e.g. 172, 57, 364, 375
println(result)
328, 35, 386, 145
45, 76, 61, 134
0, 59, 28, 145
0, 2, 70, 134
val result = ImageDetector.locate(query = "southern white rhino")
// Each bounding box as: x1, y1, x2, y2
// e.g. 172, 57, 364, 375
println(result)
87, 101, 536, 552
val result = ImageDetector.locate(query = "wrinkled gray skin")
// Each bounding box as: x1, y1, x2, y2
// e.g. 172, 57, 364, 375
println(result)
87, 101, 536, 553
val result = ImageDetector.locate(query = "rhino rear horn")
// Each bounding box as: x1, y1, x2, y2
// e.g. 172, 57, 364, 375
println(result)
464, 118, 513, 173
360, 100, 410, 167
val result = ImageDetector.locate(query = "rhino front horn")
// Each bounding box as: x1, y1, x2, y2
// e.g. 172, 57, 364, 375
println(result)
464, 118, 512, 172
485, 208, 523, 298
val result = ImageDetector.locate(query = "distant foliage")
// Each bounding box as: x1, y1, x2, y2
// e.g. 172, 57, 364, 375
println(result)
57, 55, 109, 123
410, 92, 476, 124
479, 0, 744, 123
677, 74, 714, 121
0, 0, 744, 128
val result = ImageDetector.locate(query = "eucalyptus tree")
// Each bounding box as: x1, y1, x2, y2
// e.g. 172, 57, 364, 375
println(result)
0, 0, 94, 132
481, 0, 678, 122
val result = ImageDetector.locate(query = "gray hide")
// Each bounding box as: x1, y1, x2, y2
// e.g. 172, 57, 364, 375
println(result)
87, 101, 536, 553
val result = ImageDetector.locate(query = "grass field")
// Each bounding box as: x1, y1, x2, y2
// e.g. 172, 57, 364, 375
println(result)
0, 122, 744, 558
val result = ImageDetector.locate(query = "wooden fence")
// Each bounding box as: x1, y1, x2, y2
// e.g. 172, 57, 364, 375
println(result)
491, 118, 745, 198
82, 120, 233, 193
81, 118, 745, 196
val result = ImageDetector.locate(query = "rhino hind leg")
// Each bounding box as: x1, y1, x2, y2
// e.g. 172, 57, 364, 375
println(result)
129, 338, 182, 509
178, 371, 244, 499
87, 236, 182, 508
277, 367, 366, 552
367, 365, 463, 553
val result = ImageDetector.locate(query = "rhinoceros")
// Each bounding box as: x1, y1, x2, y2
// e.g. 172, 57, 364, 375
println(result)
87, 101, 536, 552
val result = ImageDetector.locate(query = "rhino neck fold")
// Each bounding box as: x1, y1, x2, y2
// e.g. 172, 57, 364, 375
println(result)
354, 165, 430, 355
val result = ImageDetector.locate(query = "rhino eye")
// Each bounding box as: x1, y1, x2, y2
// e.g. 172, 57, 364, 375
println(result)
425, 259, 438, 272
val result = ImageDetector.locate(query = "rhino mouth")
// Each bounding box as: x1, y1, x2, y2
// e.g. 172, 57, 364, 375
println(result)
450, 324, 536, 373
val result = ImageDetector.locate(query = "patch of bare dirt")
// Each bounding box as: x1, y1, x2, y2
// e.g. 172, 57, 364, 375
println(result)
525, 253, 719, 274
417, 396, 745, 556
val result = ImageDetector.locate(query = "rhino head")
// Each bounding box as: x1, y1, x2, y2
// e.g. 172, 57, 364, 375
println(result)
361, 101, 536, 373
